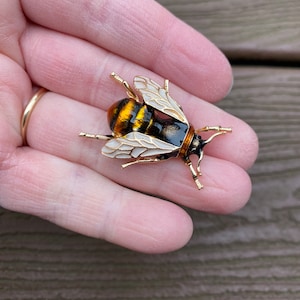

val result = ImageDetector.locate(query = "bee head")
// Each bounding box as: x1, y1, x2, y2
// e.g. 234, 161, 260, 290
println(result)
186, 134, 209, 177
189, 134, 206, 158
190, 127, 232, 175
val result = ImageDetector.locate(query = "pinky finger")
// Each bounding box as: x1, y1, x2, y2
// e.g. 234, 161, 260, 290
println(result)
1, 148, 193, 253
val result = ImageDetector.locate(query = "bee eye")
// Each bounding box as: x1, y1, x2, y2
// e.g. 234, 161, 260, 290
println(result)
192, 138, 200, 148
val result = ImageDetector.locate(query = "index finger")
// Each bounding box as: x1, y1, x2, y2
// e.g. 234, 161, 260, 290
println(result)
21, 0, 233, 102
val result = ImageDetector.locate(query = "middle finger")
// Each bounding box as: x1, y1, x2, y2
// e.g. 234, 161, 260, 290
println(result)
26, 91, 251, 213
21, 25, 257, 170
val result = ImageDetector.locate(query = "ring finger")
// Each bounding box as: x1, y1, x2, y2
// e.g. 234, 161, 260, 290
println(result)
25, 90, 252, 213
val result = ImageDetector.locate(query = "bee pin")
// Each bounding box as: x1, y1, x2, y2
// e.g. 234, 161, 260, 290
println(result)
80, 73, 232, 189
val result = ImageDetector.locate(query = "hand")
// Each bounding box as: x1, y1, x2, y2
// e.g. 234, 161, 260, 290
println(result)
0, 0, 258, 253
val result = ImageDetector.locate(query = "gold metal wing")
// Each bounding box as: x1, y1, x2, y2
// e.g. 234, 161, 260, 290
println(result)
133, 76, 189, 124
102, 132, 179, 159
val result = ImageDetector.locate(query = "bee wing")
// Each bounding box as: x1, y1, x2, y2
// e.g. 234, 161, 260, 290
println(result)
102, 132, 179, 159
134, 76, 188, 124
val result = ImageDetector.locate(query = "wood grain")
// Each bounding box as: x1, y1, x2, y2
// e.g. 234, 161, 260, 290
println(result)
158, 0, 300, 62
1, 66, 300, 299
1, 0, 300, 299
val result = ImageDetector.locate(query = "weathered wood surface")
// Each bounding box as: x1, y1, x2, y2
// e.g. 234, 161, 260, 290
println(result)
160, 0, 300, 63
1, 0, 300, 299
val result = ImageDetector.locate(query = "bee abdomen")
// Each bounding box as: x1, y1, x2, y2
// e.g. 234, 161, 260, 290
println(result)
107, 98, 153, 137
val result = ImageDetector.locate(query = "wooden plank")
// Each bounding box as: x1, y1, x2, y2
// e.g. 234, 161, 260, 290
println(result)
157, 0, 300, 61
1, 66, 300, 299
2, 1, 300, 299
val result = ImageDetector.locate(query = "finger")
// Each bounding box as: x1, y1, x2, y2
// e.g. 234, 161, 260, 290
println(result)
25, 92, 252, 213
21, 25, 258, 169
21, 0, 233, 102
184, 94, 259, 171
1, 148, 193, 253
22, 37, 258, 168
0, 1, 26, 66
0, 55, 32, 148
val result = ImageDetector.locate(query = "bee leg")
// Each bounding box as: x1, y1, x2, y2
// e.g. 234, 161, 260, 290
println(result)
79, 132, 113, 140
184, 157, 203, 190
196, 151, 204, 176
203, 131, 229, 145
197, 126, 232, 146
164, 79, 169, 93
197, 126, 232, 133
110, 72, 140, 103
121, 157, 162, 168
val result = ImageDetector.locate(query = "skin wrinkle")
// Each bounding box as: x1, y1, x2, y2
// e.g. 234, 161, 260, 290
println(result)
119, 225, 162, 248
123, 217, 172, 253
148, 15, 178, 75
31, 157, 69, 220
2, 150, 46, 214
112, 191, 192, 253
88, 51, 121, 109
125, 4, 171, 70
40, 159, 98, 226
0, 1, 26, 66
0, 75, 29, 149
0, 56, 29, 105
82, 0, 113, 41
100, 185, 131, 243
61, 165, 103, 234
0, 91, 18, 135
0, 148, 20, 203
87, 0, 164, 67
21, 28, 49, 82
43, 158, 89, 225
39, 37, 85, 93
24, 26, 101, 97
149, 161, 172, 195
151, 18, 193, 73
149, 17, 233, 101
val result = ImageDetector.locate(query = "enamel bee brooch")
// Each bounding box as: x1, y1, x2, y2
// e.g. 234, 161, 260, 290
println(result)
80, 72, 231, 189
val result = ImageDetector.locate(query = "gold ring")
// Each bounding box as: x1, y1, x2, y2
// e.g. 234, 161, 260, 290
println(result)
21, 87, 48, 146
